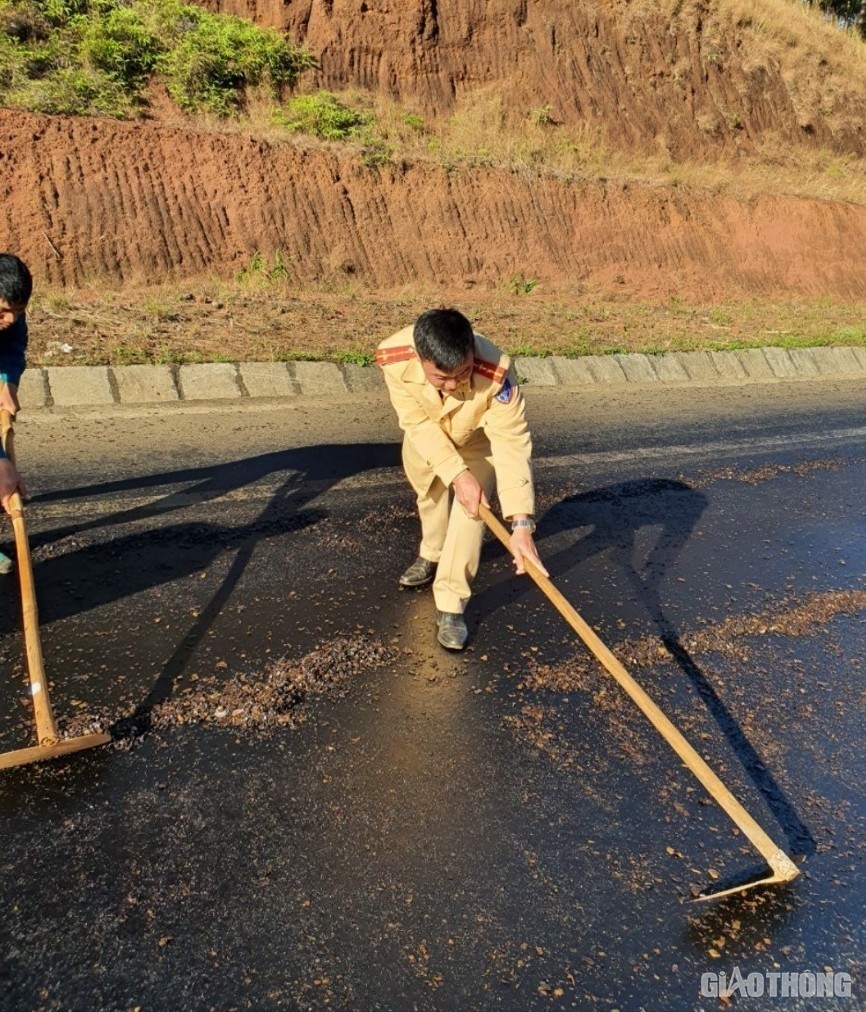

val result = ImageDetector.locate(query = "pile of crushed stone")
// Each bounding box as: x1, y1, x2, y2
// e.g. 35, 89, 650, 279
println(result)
150, 635, 393, 731
54, 636, 392, 741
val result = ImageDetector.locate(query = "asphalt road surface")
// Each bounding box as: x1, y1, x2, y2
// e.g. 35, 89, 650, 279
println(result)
1, 379, 865, 1011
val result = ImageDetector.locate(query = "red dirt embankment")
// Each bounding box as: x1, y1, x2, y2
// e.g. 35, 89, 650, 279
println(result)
205, 0, 866, 158
3, 109, 866, 301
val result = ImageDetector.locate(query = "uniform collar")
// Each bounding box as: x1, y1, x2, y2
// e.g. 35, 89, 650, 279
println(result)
403, 355, 471, 417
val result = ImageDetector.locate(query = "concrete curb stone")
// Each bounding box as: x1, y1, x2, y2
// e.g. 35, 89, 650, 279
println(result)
549, 356, 597, 385
514, 357, 558, 385
289, 361, 347, 395
47, 366, 114, 406
614, 353, 659, 383
586, 356, 628, 383
734, 349, 776, 380
762, 347, 799, 379
239, 362, 296, 398
678, 351, 720, 382
785, 348, 821, 377
18, 368, 50, 408
341, 363, 386, 393
649, 355, 690, 383
178, 363, 241, 400
114, 364, 179, 404
809, 346, 864, 375
708, 351, 748, 380
18, 347, 866, 410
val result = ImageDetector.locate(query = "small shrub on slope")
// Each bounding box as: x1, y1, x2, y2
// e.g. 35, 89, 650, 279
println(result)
0, 0, 313, 117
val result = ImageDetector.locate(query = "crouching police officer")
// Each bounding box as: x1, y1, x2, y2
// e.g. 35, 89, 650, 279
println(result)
377, 307, 548, 650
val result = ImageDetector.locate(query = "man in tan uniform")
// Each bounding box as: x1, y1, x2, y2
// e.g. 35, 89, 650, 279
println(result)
377, 307, 547, 650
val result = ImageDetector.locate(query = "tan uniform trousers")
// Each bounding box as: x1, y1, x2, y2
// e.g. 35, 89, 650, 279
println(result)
402, 432, 495, 614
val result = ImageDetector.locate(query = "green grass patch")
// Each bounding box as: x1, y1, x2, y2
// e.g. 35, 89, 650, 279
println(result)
271, 90, 392, 164
236, 249, 293, 285
273, 90, 370, 140
335, 350, 375, 366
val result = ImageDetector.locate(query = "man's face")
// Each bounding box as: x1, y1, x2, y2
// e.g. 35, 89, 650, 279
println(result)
420, 353, 474, 394
0, 300, 26, 332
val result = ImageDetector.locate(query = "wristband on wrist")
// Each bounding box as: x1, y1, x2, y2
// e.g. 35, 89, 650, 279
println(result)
511, 517, 536, 533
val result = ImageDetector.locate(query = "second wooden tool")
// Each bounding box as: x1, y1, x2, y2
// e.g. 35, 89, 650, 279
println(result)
0, 409, 110, 770
479, 501, 800, 901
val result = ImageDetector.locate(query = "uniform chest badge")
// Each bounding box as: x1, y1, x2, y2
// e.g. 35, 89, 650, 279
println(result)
495, 378, 514, 404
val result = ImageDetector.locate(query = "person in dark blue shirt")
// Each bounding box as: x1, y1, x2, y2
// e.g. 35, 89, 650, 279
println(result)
0, 253, 31, 517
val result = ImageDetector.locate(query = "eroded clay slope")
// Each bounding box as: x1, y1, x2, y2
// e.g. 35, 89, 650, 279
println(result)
4, 109, 866, 299
203, 0, 866, 158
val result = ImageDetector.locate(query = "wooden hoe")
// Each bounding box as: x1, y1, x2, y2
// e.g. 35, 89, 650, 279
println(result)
0, 409, 110, 770
480, 503, 801, 902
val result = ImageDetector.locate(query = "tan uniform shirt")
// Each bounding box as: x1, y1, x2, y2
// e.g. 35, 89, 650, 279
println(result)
376, 325, 535, 519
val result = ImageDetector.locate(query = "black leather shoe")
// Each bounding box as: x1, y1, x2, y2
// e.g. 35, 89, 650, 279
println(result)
437, 611, 468, 650
399, 556, 436, 587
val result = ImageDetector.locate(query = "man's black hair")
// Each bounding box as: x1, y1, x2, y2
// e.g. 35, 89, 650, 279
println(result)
0, 254, 32, 305
414, 308, 474, 371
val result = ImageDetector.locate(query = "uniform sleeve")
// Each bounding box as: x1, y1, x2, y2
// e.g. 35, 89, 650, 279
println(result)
381, 369, 468, 487
482, 368, 535, 518
0, 314, 28, 387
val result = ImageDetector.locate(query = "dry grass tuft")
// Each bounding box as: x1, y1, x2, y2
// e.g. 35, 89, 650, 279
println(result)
26, 277, 866, 365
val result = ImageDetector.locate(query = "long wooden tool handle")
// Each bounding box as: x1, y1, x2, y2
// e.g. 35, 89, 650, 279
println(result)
479, 502, 798, 880
1, 409, 59, 745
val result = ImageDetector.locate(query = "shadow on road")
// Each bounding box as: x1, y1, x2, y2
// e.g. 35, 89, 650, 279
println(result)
31, 442, 400, 528
477, 477, 815, 858
1, 442, 401, 738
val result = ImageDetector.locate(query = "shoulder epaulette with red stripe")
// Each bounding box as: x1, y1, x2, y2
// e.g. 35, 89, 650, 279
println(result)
473, 358, 507, 384
375, 345, 415, 367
